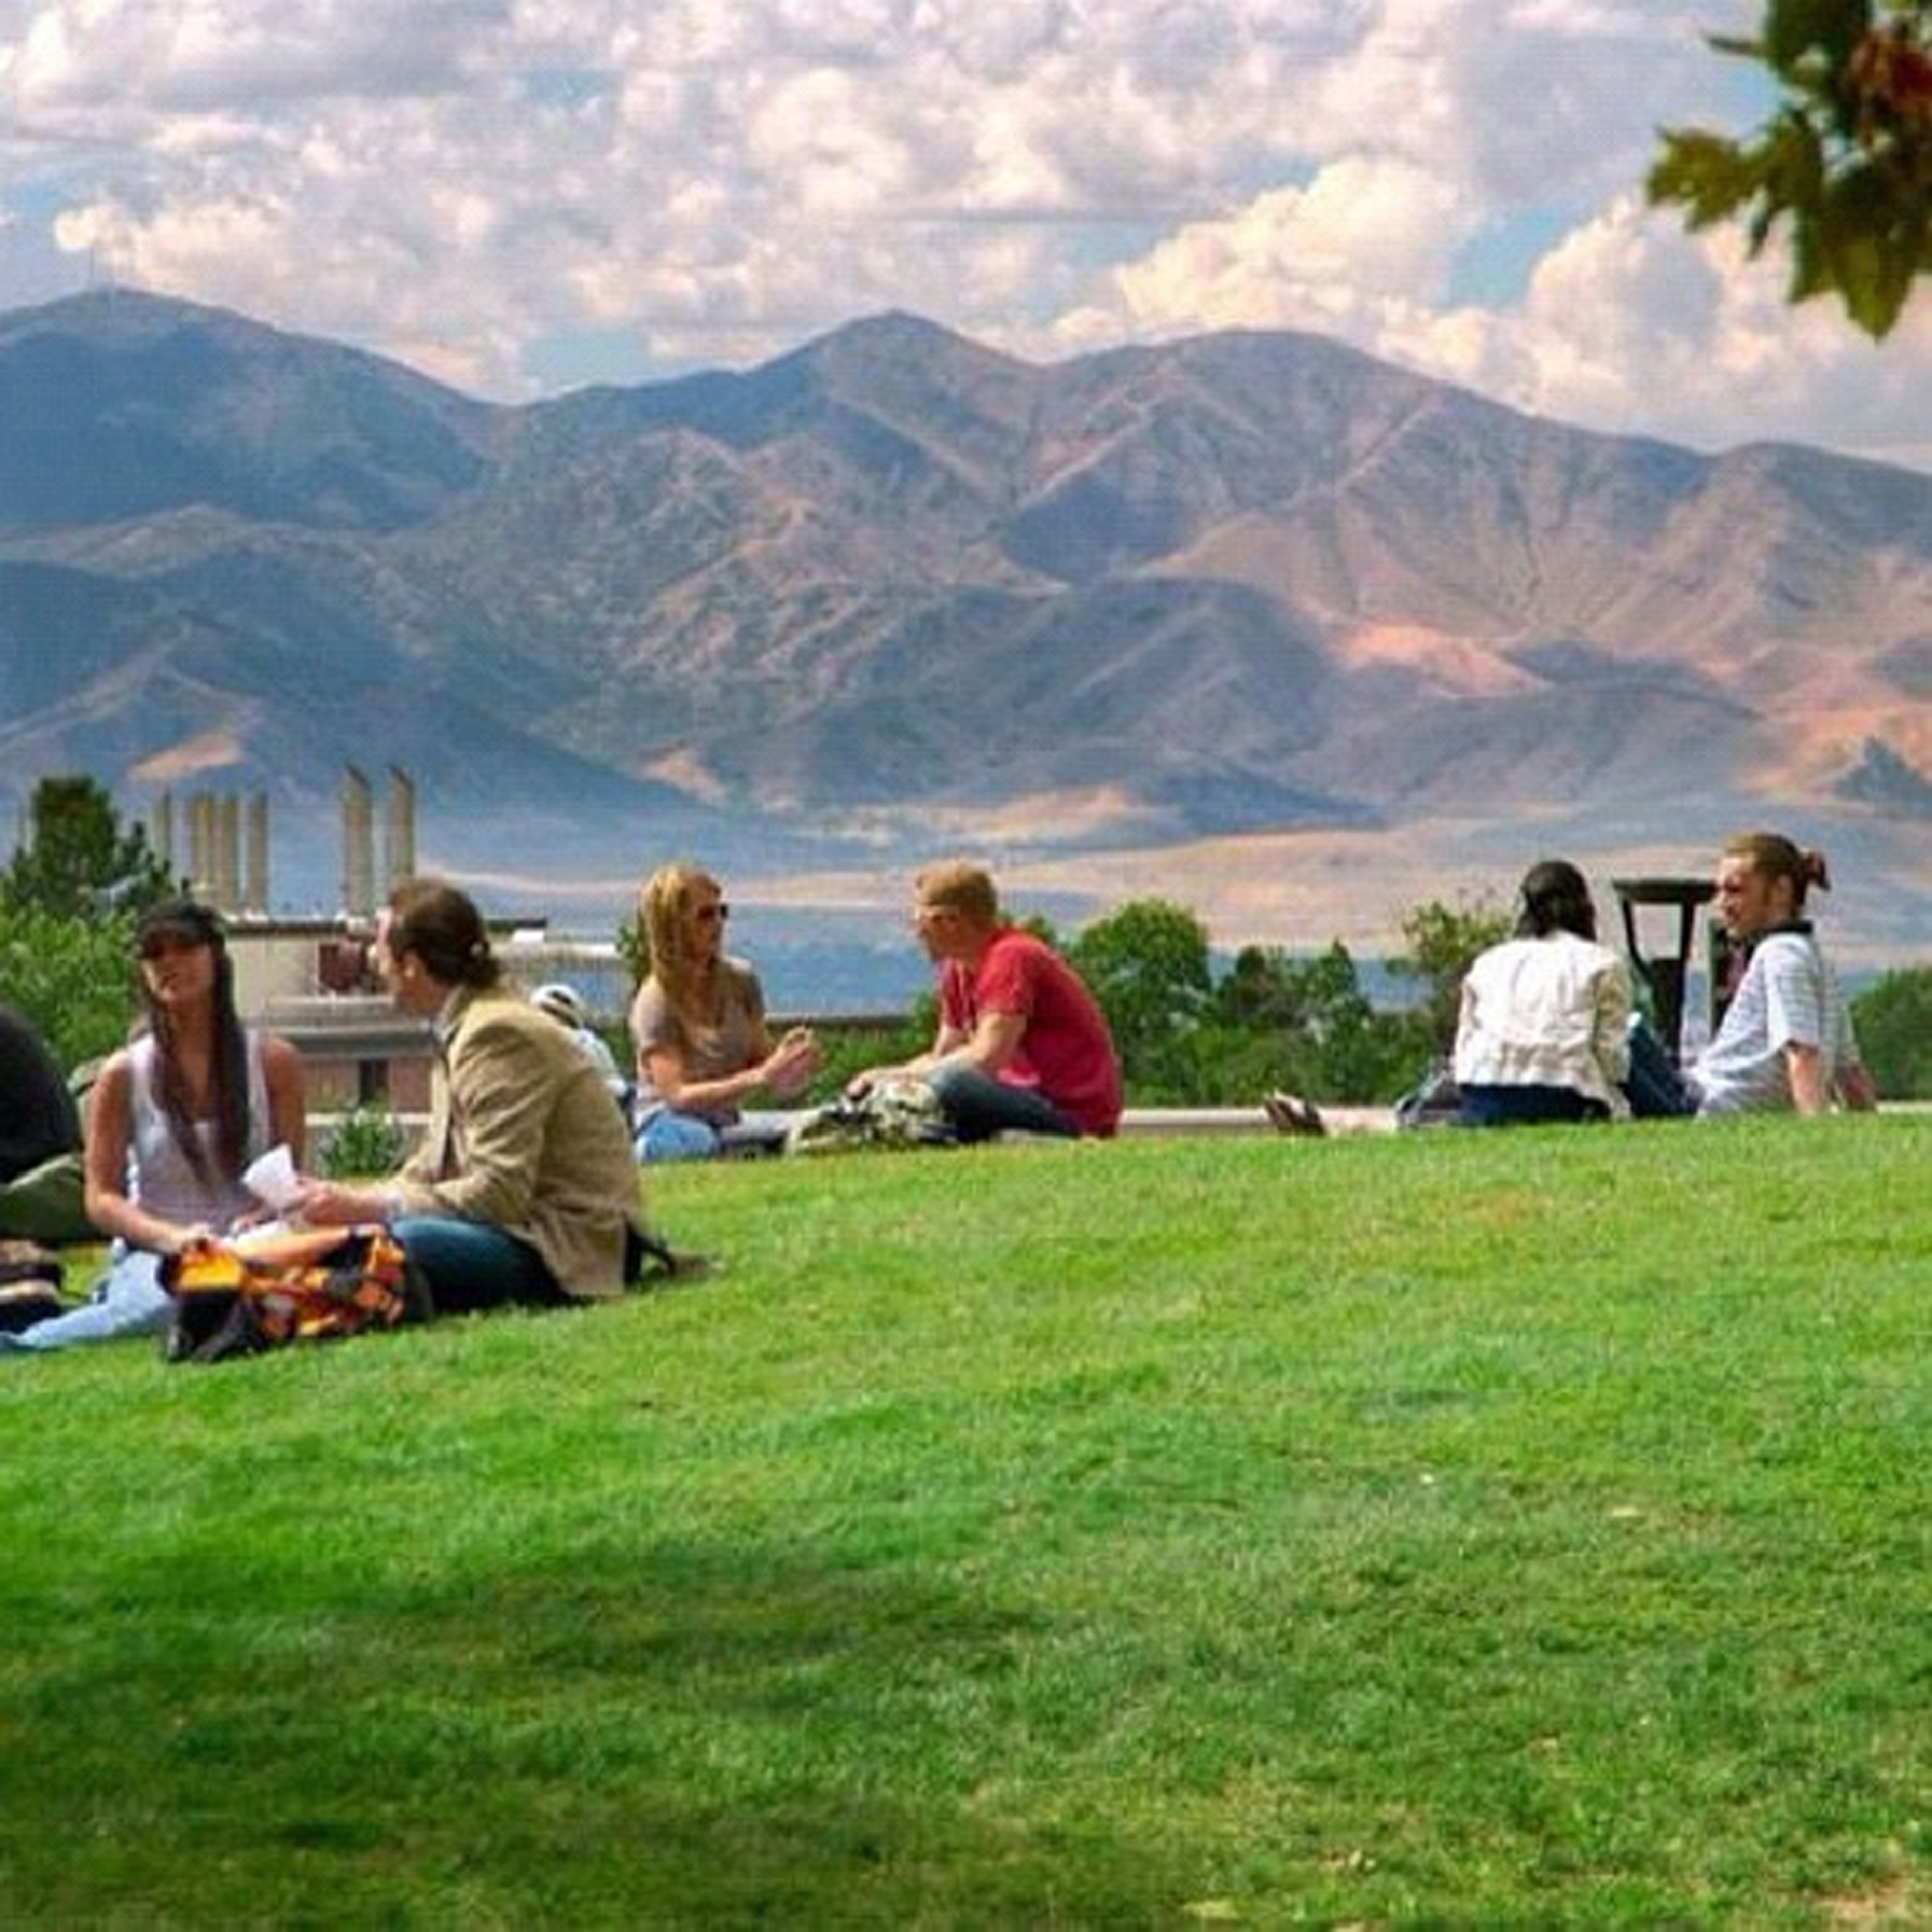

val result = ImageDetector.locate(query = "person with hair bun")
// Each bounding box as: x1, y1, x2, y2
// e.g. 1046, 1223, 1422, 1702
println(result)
1626, 832, 1877, 1117
2, 898, 306, 1353
1451, 858, 1633, 1126
293, 877, 646, 1311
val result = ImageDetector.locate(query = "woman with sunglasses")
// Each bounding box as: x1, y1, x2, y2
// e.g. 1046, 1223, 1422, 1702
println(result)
2, 898, 305, 1353
628, 863, 821, 1160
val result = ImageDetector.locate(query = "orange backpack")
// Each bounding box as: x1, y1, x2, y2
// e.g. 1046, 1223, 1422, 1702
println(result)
163, 1224, 432, 1364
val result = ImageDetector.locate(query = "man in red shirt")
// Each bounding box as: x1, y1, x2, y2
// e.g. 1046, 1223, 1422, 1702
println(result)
848, 862, 1122, 1142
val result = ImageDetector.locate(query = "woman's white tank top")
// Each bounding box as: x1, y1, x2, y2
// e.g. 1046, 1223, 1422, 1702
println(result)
126, 1030, 271, 1231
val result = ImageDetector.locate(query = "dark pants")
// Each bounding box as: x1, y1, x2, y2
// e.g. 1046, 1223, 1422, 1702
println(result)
926, 1065, 1078, 1144
392, 1215, 574, 1315
1455, 1084, 1610, 1128
0, 1152, 94, 1244
1621, 1019, 1699, 1119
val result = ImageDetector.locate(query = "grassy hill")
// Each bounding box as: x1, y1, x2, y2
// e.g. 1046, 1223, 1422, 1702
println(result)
1, 1118, 1925, 1925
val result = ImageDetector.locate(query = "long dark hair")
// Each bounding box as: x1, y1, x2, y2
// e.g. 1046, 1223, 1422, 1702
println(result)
136, 898, 251, 1187
1515, 860, 1597, 942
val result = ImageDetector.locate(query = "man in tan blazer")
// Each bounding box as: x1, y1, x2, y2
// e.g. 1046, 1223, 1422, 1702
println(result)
294, 879, 642, 1312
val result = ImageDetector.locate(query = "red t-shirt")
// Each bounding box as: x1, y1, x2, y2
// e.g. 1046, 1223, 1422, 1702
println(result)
939, 929, 1123, 1137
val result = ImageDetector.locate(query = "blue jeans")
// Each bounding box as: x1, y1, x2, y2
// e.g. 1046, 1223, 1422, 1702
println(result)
393, 1214, 570, 1315
634, 1107, 724, 1162
635, 1108, 795, 1162
0, 1248, 171, 1354
927, 1065, 1077, 1144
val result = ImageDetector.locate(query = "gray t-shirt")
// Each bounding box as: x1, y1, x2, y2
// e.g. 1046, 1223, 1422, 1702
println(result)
628, 962, 766, 1125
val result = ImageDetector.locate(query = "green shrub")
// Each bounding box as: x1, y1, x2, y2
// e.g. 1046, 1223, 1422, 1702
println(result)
1852, 965, 1932, 1099
321, 1104, 407, 1179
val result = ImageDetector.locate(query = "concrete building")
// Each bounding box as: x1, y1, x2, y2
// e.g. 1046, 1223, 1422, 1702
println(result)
223, 915, 622, 1116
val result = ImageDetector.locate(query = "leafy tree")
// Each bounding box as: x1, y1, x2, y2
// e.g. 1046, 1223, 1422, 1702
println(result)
1216, 943, 1311, 1032
1649, 0, 1932, 338
1850, 964, 1932, 1096
615, 910, 648, 992
1388, 896, 1512, 1057
0, 905, 140, 1074
1067, 898, 1213, 1096
1208, 941, 1432, 1104
1286, 943, 1432, 1102
2, 775, 176, 919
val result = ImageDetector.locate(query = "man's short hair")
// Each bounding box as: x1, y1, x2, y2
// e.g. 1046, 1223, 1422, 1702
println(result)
914, 861, 999, 925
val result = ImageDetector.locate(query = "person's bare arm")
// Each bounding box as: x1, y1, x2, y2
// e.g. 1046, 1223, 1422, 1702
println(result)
646, 1026, 821, 1112
82, 1054, 210, 1253
1784, 1042, 1831, 1114
951, 1009, 1028, 1077
259, 1034, 308, 1166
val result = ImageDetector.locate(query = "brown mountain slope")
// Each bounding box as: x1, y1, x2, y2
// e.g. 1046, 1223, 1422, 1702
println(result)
0, 292, 1925, 953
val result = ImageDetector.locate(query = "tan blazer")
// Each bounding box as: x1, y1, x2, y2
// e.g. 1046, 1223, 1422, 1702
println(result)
395, 986, 639, 1299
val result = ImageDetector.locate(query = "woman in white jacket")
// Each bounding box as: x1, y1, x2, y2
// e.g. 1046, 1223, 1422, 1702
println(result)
1452, 860, 1633, 1127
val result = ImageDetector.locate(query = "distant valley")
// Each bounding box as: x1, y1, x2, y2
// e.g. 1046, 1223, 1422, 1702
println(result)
2, 287, 1926, 972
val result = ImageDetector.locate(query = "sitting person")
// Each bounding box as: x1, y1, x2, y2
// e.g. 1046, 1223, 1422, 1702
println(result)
1451, 859, 1633, 1126
2, 899, 306, 1353
847, 861, 1122, 1142
292, 877, 646, 1311
0, 1001, 93, 1243
1626, 832, 1876, 1117
628, 864, 822, 1161
530, 980, 634, 1126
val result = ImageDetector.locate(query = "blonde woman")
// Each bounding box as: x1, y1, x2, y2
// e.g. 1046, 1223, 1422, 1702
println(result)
629, 865, 821, 1161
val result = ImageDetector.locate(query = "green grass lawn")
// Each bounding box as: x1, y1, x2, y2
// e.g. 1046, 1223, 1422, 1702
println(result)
2, 1117, 1925, 1927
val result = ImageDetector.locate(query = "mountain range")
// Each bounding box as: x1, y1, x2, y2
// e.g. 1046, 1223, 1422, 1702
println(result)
2, 287, 1926, 964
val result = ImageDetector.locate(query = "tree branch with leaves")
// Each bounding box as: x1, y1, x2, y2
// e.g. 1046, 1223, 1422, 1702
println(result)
1649, 0, 1931, 338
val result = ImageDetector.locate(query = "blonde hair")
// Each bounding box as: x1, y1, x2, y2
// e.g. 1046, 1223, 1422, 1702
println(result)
637, 862, 725, 1026
1723, 832, 1831, 910
914, 860, 999, 927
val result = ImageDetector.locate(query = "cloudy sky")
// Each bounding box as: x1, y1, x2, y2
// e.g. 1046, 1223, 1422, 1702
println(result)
3, 0, 1927, 471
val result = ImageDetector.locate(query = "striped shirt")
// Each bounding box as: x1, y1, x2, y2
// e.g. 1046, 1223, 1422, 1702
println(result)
1692, 931, 1864, 1114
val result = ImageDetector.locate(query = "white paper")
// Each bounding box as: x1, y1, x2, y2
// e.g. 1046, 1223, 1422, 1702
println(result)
242, 1143, 301, 1211
231, 1220, 295, 1250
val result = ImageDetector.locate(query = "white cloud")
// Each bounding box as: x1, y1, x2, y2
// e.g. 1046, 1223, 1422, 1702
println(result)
1125, 159, 1474, 322
1512, 201, 1932, 469
2, 0, 1926, 469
